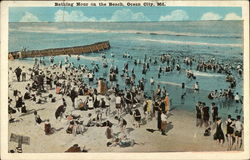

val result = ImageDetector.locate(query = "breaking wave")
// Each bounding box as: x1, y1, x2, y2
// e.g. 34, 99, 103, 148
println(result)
136, 38, 242, 47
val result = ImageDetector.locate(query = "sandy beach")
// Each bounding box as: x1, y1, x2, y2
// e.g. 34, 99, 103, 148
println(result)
8, 60, 243, 153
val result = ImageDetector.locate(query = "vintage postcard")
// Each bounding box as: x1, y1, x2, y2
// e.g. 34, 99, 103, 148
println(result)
1, 1, 249, 160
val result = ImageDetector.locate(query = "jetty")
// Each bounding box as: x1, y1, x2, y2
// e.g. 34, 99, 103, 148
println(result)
8, 41, 111, 60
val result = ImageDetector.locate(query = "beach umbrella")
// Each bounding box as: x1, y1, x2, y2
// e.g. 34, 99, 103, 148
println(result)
55, 105, 65, 119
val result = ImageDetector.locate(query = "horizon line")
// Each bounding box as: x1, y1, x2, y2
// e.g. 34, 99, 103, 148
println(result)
9, 20, 243, 23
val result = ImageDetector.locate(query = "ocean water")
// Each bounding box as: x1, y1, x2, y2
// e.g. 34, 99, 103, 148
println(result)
9, 21, 244, 119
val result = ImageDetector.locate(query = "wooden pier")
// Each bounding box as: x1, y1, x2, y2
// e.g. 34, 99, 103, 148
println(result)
8, 41, 111, 60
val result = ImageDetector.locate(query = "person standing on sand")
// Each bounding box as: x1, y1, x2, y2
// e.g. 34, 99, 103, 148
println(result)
202, 103, 210, 127
155, 85, 161, 98
21, 69, 26, 81
69, 87, 78, 109
15, 91, 23, 112
213, 117, 224, 145
105, 97, 111, 116
234, 115, 243, 150
115, 94, 122, 116
145, 98, 153, 121
133, 109, 141, 128
225, 115, 234, 150
161, 111, 168, 135
157, 105, 162, 131
159, 98, 166, 113
211, 102, 218, 123
14, 67, 22, 82
164, 93, 170, 114
195, 101, 202, 127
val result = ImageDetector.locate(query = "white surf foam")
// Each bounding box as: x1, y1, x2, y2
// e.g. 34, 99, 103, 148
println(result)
192, 71, 224, 77
136, 38, 242, 48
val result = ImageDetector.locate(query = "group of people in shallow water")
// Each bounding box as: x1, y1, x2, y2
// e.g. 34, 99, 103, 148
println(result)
8, 51, 243, 152
196, 100, 243, 150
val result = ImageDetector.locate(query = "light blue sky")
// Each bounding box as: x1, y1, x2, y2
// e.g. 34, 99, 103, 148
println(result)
9, 7, 242, 22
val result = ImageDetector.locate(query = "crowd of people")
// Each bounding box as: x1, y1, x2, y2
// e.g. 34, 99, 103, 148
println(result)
196, 100, 244, 150
8, 51, 243, 152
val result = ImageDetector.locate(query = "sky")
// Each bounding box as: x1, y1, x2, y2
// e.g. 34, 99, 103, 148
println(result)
9, 7, 242, 22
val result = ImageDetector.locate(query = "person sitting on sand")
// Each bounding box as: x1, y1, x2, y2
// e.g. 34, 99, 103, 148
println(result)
44, 119, 53, 135
72, 121, 84, 136
55, 84, 62, 94
8, 98, 16, 115
77, 98, 85, 110
35, 92, 47, 104
107, 134, 140, 148
105, 123, 114, 141
115, 116, 127, 134
25, 83, 32, 93
86, 113, 95, 127
65, 144, 88, 152
34, 111, 42, 125
204, 126, 211, 136
118, 134, 136, 148
15, 91, 23, 112
66, 121, 75, 134
23, 91, 31, 100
